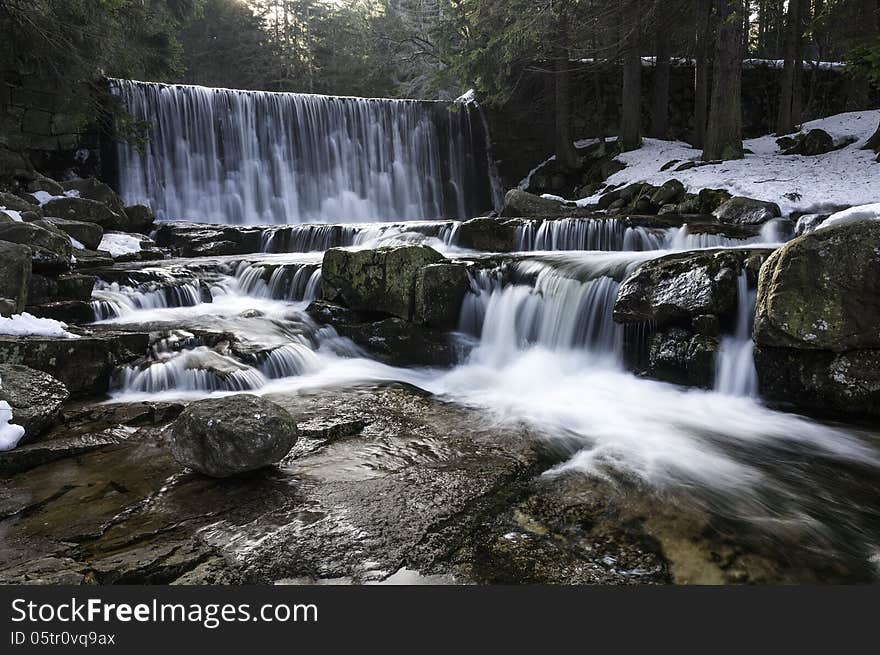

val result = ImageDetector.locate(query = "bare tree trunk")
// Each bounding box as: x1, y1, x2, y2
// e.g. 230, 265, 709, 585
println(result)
865, 121, 880, 154
703, 0, 744, 161
776, 0, 802, 135
692, 0, 713, 148
554, 22, 580, 171
650, 11, 671, 139
620, 0, 642, 151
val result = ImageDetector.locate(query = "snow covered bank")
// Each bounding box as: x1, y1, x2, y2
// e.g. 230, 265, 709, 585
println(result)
575, 110, 880, 217
0, 313, 78, 339
0, 372, 24, 451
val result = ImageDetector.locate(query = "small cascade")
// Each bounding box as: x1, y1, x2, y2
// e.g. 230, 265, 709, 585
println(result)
458, 267, 506, 337
118, 346, 269, 394
461, 261, 623, 366
227, 261, 323, 302
261, 225, 361, 253
112, 79, 493, 224
714, 272, 759, 396
661, 225, 753, 250
91, 279, 205, 320
257, 342, 321, 379
515, 219, 665, 251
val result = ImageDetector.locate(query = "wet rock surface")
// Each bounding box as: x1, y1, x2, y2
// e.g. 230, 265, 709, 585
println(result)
0, 384, 864, 585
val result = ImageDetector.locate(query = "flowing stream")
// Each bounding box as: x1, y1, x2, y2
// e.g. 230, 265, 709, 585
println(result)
94, 86, 880, 577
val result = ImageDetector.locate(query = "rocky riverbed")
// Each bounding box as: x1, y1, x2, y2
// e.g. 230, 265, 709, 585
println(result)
2, 153, 880, 584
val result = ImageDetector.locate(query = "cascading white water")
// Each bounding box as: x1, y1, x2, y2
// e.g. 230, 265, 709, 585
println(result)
516, 219, 665, 251
91, 278, 205, 320
462, 260, 624, 367
714, 271, 759, 396
113, 80, 491, 224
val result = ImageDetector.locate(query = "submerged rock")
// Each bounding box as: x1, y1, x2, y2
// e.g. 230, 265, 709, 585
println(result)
0, 364, 69, 443
713, 196, 781, 225
322, 245, 445, 320
170, 395, 299, 478
0, 240, 32, 316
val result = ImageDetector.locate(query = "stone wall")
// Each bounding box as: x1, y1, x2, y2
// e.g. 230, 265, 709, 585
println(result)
0, 71, 102, 179
487, 61, 859, 188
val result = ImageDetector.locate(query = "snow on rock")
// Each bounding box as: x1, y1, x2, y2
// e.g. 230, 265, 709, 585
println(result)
0, 207, 23, 222
68, 235, 86, 250
31, 189, 79, 206
0, 313, 78, 339
574, 110, 880, 217
0, 399, 25, 452
99, 232, 143, 257
817, 203, 880, 230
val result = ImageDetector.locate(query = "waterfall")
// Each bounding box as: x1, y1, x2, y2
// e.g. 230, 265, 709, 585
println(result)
91, 278, 205, 320
714, 272, 759, 396
516, 219, 665, 251
462, 261, 623, 367
112, 79, 492, 224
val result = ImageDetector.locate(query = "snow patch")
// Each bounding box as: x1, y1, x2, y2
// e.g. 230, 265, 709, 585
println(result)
0, 399, 25, 452
99, 232, 143, 257
0, 313, 78, 339
573, 110, 880, 217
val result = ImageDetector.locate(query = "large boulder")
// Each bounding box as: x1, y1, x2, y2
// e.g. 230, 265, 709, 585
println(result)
0, 241, 32, 316
42, 197, 123, 231
713, 197, 781, 225
413, 263, 470, 330
0, 221, 72, 272
0, 191, 41, 219
453, 217, 518, 252
614, 250, 751, 326
60, 178, 127, 216
122, 204, 155, 234
170, 395, 299, 478
0, 364, 69, 443
43, 217, 104, 250
649, 179, 686, 207
754, 221, 880, 351
26, 174, 64, 196
778, 129, 837, 156
322, 245, 445, 320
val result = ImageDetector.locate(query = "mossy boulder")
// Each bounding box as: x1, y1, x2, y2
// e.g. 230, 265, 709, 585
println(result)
0, 241, 32, 316
696, 188, 732, 215
453, 217, 518, 252
501, 189, 567, 217
754, 220, 880, 351
0, 221, 71, 273
777, 129, 837, 156
42, 197, 123, 230
649, 179, 686, 207
60, 178, 127, 216
42, 217, 103, 250
122, 204, 155, 234
321, 245, 445, 320
713, 196, 781, 225
413, 263, 470, 329
645, 328, 719, 388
